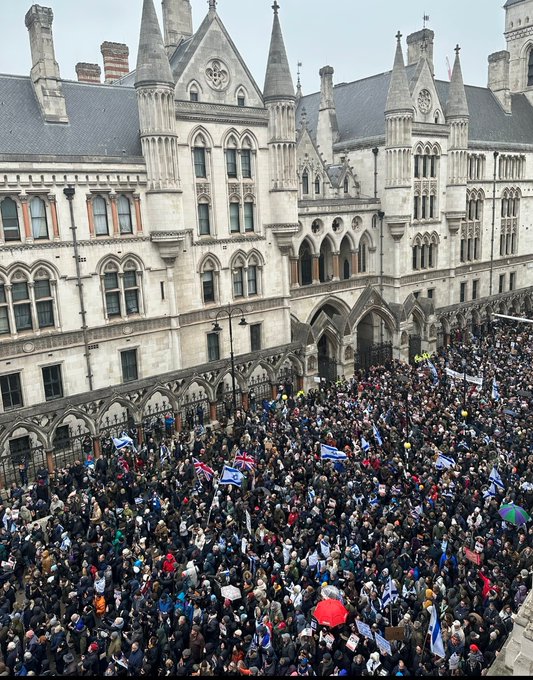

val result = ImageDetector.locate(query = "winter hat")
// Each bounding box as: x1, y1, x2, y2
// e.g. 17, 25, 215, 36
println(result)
89, 642, 99, 652
470, 644, 480, 653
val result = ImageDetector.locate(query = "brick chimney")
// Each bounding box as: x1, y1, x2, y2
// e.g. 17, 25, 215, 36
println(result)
100, 41, 129, 83
75, 62, 101, 84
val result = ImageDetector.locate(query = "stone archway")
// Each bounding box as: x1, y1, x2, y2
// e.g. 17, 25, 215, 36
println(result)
355, 310, 394, 369
317, 333, 338, 382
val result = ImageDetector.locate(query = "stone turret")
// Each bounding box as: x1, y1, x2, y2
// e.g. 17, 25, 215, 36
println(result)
446, 46, 469, 185
161, 0, 193, 55
488, 50, 512, 114
407, 28, 434, 75
25, 5, 68, 123
316, 66, 339, 165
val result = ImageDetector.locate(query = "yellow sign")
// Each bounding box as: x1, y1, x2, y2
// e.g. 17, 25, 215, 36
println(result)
414, 352, 432, 363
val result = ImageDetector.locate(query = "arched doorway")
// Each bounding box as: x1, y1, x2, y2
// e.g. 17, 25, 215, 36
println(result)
299, 241, 312, 286
355, 311, 393, 369
317, 334, 337, 382
319, 238, 334, 282
408, 316, 423, 363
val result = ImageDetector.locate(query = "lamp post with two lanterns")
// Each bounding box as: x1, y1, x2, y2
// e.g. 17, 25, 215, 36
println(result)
211, 305, 247, 427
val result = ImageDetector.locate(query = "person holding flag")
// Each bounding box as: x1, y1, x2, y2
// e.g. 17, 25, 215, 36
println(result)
428, 604, 446, 659
492, 376, 500, 401
193, 457, 215, 482
234, 450, 256, 472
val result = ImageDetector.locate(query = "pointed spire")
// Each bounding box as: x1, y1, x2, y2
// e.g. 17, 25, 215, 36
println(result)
446, 45, 469, 118
135, 0, 174, 86
386, 32, 413, 113
264, 1, 295, 101
296, 60, 302, 100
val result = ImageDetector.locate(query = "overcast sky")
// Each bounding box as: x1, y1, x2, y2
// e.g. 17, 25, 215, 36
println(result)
0, 0, 507, 94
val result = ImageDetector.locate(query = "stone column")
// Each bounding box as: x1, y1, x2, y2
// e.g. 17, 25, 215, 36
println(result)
92, 436, 101, 459
241, 391, 249, 411
133, 193, 143, 234
109, 194, 119, 235
312, 255, 320, 283
19, 196, 32, 240
175, 413, 183, 433
290, 257, 299, 287
332, 252, 340, 281
209, 401, 217, 422
351, 251, 358, 277
446, 212, 463, 307
86, 195, 95, 237
45, 448, 55, 475
388, 220, 407, 304
48, 195, 60, 239
135, 424, 144, 447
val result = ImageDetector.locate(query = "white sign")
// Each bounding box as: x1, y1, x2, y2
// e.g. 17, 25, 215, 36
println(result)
356, 620, 374, 640
445, 367, 483, 386
374, 632, 392, 655
346, 633, 360, 652
314, 376, 322, 383
245, 510, 252, 536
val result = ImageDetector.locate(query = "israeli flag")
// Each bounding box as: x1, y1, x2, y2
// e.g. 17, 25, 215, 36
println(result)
457, 441, 470, 451
372, 424, 383, 447
428, 360, 439, 386
428, 605, 446, 658
492, 377, 500, 401
320, 444, 347, 461
435, 453, 455, 470
483, 434, 493, 445
489, 466, 505, 491
381, 576, 399, 609
483, 483, 498, 500
219, 465, 244, 487
361, 437, 370, 453
112, 432, 134, 450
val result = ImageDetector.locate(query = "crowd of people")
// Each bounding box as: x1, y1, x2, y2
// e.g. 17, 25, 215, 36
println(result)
0, 320, 531, 676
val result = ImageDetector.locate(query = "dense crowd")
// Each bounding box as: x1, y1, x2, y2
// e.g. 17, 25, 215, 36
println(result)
0, 320, 531, 676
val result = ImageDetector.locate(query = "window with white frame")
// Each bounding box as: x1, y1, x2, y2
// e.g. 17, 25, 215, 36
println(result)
244, 200, 255, 232
93, 196, 109, 236
29, 196, 48, 239
200, 257, 219, 305
102, 260, 142, 320
0, 269, 57, 335
0, 198, 21, 241
230, 201, 241, 233
461, 190, 483, 263
412, 233, 438, 271
117, 195, 133, 234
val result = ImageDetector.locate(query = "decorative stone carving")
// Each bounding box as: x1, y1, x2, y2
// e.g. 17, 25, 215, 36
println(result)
205, 59, 230, 91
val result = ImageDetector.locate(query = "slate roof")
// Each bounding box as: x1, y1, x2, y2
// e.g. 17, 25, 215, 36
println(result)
0, 75, 141, 158
327, 165, 344, 187
297, 66, 533, 147
504, 0, 525, 7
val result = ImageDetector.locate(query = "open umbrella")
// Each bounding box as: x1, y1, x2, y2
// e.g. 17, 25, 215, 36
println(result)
498, 503, 531, 526
313, 598, 349, 627
321, 585, 343, 601
220, 585, 242, 601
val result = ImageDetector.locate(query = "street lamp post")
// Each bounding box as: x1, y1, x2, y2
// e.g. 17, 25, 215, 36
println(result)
462, 357, 467, 411
378, 210, 385, 346
212, 306, 247, 427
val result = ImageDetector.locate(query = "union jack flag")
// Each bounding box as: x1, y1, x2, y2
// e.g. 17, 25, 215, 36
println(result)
193, 457, 214, 481
234, 451, 256, 471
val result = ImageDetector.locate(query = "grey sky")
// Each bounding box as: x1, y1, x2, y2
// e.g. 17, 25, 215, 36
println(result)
0, 0, 507, 94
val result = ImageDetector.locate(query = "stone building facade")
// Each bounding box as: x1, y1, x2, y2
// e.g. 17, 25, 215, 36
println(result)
0, 0, 531, 481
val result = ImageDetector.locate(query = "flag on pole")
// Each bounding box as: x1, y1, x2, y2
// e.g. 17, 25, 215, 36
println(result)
320, 443, 348, 461
428, 605, 446, 658
489, 466, 505, 490
219, 465, 244, 487
483, 483, 498, 500
435, 452, 455, 470
372, 423, 383, 447
381, 576, 399, 609
427, 360, 439, 386
234, 451, 256, 471
492, 377, 500, 401
193, 457, 215, 482
361, 437, 370, 453
112, 432, 134, 450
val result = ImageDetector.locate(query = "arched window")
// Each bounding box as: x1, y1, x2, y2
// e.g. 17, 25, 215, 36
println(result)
202, 270, 215, 303
244, 199, 255, 232
225, 137, 238, 178
117, 196, 133, 234
299, 242, 312, 286
190, 85, 199, 102
302, 171, 309, 195
198, 199, 211, 236
0, 198, 20, 241
237, 89, 246, 107
314, 176, 321, 194
343, 259, 350, 280
3, 268, 58, 334
528, 48, 533, 87
102, 260, 143, 320
29, 197, 48, 239
358, 242, 367, 273
93, 196, 109, 236
193, 135, 208, 178
343, 177, 349, 193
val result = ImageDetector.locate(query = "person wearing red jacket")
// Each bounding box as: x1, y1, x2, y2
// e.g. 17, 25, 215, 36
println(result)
162, 553, 177, 574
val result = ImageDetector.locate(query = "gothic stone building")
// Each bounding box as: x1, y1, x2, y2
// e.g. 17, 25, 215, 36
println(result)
0, 0, 531, 481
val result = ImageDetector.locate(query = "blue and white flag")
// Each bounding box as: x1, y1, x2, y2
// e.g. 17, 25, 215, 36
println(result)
483, 434, 493, 446
219, 465, 244, 487
410, 504, 423, 520
492, 377, 500, 401
381, 576, 399, 609
483, 483, 498, 500
489, 466, 505, 491
320, 443, 348, 461
361, 437, 370, 453
428, 605, 446, 658
435, 453, 455, 470
457, 440, 470, 451
112, 432, 134, 450
372, 424, 383, 447
428, 360, 439, 386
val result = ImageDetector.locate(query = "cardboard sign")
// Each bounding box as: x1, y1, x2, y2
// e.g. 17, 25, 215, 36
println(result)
374, 632, 392, 655
346, 633, 360, 652
464, 547, 482, 565
385, 626, 405, 641
356, 620, 374, 640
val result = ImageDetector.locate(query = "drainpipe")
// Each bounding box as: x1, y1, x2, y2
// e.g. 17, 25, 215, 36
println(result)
64, 186, 94, 391
372, 147, 379, 199
489, 151, 499, 298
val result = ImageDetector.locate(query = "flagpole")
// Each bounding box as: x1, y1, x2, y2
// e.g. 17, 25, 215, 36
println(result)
206, 474, 220, 527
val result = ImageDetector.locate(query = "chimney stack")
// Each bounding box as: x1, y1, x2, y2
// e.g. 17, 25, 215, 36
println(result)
488, 51, 512, 114
407, 28, 434, 74
25, 4, 68, 123
100, 41, 130, 83
75, 62, 101, 84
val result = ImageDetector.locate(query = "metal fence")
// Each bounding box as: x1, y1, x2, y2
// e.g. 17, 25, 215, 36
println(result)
1, 436, 48, 487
